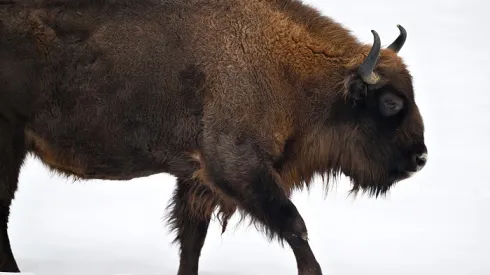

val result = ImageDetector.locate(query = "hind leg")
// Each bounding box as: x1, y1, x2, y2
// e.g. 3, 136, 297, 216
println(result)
0, 122, 26, 272
167, 178, 232, 275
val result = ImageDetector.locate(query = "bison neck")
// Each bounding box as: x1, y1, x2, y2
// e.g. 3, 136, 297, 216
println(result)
255, 3, 369, 193
275, 127, 346, 196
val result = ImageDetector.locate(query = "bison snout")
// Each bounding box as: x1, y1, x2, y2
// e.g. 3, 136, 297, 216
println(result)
413, 152, 427, 172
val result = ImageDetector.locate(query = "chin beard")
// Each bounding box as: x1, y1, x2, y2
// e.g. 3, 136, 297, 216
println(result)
347, 176, 399, 198
342, 164, 414, 198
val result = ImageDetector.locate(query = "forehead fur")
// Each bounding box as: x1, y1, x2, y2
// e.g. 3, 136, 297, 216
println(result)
346, 46, 414, 100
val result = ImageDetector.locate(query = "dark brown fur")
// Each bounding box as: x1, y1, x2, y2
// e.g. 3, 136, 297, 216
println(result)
0, 0, 427, 274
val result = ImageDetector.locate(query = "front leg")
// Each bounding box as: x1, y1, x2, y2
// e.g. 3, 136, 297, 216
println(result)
202, 132, 322, 275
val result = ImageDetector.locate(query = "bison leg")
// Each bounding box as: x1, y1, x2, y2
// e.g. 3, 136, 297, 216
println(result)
0, 122, 26, 272
203, 134, 322, 275
167, 178, 214, 275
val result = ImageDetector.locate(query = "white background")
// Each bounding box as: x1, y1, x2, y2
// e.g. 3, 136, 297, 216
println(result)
7, 0, 490, 274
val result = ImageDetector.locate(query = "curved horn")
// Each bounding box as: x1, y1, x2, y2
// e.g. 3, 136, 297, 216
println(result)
387, 25, 407, 53
358, 30, 381, 85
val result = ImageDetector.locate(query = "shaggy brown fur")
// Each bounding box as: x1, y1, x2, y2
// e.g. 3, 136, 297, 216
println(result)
0, 0, 427, 274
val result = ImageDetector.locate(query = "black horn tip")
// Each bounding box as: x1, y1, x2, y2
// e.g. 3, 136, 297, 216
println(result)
397, 24, 407, 33
369, 30, 380, 44
388, 25, 407, 53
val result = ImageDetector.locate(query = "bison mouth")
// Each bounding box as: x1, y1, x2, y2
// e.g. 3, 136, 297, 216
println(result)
346, 151, 427, 197
388, 152, 427, 182
388, 169, 412, 182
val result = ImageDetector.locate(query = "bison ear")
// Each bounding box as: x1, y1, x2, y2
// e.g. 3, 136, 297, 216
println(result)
345, 76, 368, 101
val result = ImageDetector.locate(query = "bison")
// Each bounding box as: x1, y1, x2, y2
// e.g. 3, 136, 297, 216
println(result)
0, 0, 428, 274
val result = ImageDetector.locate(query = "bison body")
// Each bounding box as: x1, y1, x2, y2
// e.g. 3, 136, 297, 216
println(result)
0, 0, 427, 274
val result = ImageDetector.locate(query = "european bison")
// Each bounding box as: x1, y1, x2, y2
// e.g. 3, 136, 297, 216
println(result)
0, 0, 427, 274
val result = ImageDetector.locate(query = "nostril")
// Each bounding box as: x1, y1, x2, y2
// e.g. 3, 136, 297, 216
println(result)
415, 153, 427, 167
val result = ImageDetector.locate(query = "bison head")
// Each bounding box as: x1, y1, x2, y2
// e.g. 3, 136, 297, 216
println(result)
327, 25, 427, 196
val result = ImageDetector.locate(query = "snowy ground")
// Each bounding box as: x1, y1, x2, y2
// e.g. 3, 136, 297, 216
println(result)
6, 0, 490, 275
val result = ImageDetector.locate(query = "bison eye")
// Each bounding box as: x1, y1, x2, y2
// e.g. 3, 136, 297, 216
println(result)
385, 100, 397, 109
379, 92, 403, 116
